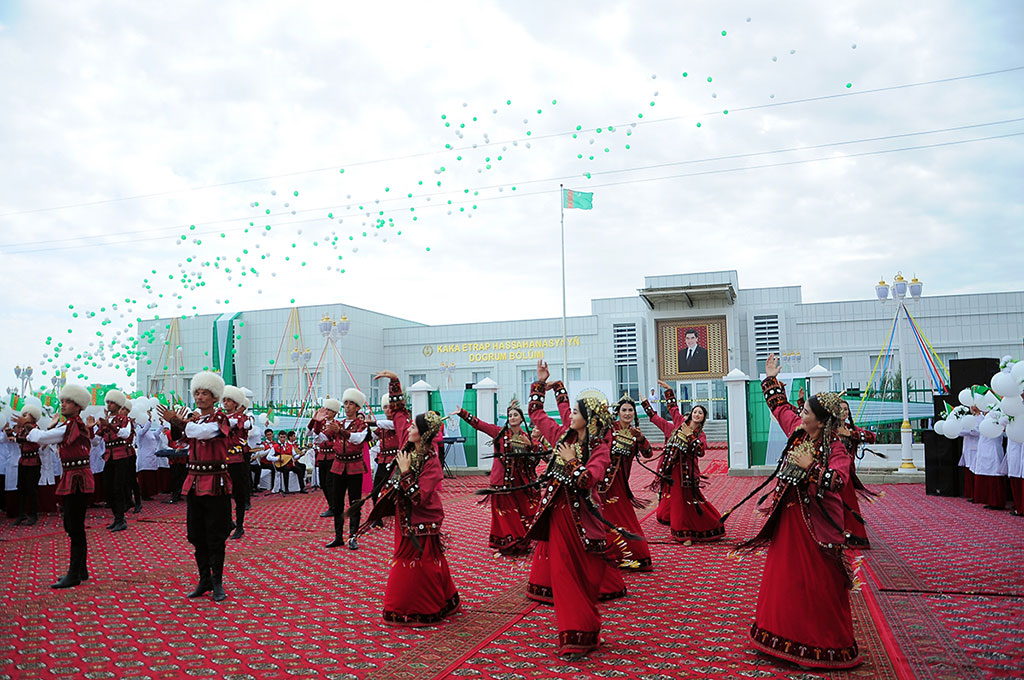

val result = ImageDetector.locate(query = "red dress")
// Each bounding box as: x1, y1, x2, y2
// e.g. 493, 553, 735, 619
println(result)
377, 378, 459, 626
523, 379, 617, 657
840, 426, 876, 547
598, 424, 654, 569
642, 393, 724, 543
458, 409, 540, 554
749, 377, 860, 669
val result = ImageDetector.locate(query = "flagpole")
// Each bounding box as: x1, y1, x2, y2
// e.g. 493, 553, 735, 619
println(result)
560, 184, 568, 383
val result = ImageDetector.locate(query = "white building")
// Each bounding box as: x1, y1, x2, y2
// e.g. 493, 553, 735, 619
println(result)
137, 270, 1024, 447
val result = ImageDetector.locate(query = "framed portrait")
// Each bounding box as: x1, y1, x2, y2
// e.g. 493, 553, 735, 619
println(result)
657, 317, 728, 380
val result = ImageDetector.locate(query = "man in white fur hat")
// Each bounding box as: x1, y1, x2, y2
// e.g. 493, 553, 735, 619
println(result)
319, 387, 369, 549
87, 389, 134, 532
308, 396, 343, 517
158, 371, 233, 602
1, 401, 44, 525
27, 384, 95, 588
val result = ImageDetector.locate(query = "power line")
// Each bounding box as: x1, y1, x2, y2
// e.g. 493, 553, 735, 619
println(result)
6, 130, 1020, 256
4, 116, 1022, 250
1, 64, 1021, 219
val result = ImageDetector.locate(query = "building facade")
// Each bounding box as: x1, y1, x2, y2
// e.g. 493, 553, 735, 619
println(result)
136, 270, 1024, 428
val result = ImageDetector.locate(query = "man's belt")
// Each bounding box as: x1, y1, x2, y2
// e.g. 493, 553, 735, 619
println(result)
334, 451, 363, 462
187, 462, 229, 474
62, 458, 90, 469
105, 439, 130, 448
228, 446, 245, 455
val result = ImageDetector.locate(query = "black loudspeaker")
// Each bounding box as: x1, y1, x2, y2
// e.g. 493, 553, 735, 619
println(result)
924, 358, 999, 496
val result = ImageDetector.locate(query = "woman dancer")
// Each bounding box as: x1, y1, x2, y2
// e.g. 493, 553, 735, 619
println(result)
742, 354, 860, 669
599, 395, 654, 569
642, 384, 723, 545
640, 382, 684, 525
836, 400, 877, 548
519, 359, 616, 659
356, 371, 459, 626
456, 398, 540, 556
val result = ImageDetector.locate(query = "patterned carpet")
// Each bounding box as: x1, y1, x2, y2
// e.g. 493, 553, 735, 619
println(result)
1, 454, 1021, 679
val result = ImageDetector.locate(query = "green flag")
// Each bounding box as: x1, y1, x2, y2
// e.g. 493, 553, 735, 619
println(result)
562, 188, 593, 210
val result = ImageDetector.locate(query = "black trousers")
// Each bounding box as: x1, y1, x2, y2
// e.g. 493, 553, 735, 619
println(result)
331, 471, 363, 538
250, 463, 263, 489
104, 457, 131, 519
228, 462, 250, 529
17, 464, 41, 519
61, 490, 89, 575
318, 460, 334, 511
371, 462, 391, 504
169, 462, 187, 500
291, 463, 307, 492
127, 454, 142, 506
186, 493, 233, 583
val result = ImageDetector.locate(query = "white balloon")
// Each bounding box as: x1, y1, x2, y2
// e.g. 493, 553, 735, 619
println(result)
933, 420, 947, 436
1001, 396, 1024, 418
1011, 360, 1024, 386
943, 423, 960, 440
979, 417, 1004, 438
958, 388, 974, 407
991, 371, 1017, 398
981, 391, 1001, 410
1006, 418, 1024, 443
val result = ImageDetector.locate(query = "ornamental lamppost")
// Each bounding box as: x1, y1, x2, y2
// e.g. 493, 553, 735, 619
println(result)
875, 273, 924, 473
14, 365, 33, 395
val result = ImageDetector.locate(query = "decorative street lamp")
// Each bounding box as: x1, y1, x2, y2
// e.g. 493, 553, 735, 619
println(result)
875, 272, 924, 473
13, 365, 33, 395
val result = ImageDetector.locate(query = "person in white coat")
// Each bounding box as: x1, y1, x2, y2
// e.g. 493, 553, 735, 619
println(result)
1005, 433, 1023, 516
960, 410, 981, 501
973, 425, 1008, 509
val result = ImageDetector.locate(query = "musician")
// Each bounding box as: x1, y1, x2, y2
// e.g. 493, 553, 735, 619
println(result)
2, 403, 44, 526
222, 385, 251, 539
368, 392, 402, 528
88, 389, 134, 532
119, 402, 144, 514
325, 388, 369, 549
268, 431, 298, 494
287, 431, 308, 493
251, 428, 274, 493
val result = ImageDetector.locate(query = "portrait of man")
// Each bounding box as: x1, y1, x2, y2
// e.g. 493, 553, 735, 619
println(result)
677, 328, 709, 373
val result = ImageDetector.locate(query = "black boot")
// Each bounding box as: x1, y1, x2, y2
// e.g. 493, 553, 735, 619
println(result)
230, 526, 244, 540
320, 508, 335, 518
14, 515, 26, 526
51, 548, 82, 589
325, 536, 345, 548
78, 545, 89, 582
25, 515, 38, 526
107, 517, 118, 529
110, 516, 128, 532
187, 570, 213, 598
133, 500, 143, 514
210, 552, 227, 602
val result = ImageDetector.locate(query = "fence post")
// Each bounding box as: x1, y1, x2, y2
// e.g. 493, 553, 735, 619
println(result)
722, 368, 750, 470
473, 377, 499, 471
408, 380, 433, 417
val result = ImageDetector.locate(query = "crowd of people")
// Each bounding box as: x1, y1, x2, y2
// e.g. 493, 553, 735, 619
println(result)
8, 352, 993, 669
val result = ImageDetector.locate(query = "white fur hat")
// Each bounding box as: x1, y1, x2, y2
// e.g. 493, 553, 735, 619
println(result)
20, 404, 43, 421
123, 399, 132, 410
59, 384, 92, 410
240, 387, 254, 409
222, 385, 246, 407
190, 371, 226, 401
381, 393, 391, 410
342, 388, 366, 408
323, 397, 342, 413
104, 389, 127, 408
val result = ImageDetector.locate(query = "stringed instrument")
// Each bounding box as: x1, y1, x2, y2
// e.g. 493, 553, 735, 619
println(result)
272, 444, 294, 468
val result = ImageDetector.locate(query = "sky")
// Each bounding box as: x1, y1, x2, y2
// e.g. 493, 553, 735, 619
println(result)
1, 0, 1023, 392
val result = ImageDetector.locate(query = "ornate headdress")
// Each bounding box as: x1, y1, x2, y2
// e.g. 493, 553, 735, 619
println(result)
417, 410, 445, 443
616, 392, 636, 409
507, 395, 522, 412
580, 396, 614, 441
811, 391, 844, 421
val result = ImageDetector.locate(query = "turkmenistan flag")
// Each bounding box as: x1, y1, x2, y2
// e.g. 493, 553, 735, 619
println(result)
563, 188, 594, 210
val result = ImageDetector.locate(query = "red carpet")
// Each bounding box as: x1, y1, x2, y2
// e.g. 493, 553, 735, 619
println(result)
2, 453, 1021, 679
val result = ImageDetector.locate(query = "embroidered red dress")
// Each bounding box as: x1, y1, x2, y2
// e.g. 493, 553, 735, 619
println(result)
55, 416, 95, 496
642, 393, 724, 543
749, 377, 860, 669
598, 424, 654, 569
523, 379, 616, 657
840, 426, 876, 547
375, 377, 460, 626
458, 408, 540, 554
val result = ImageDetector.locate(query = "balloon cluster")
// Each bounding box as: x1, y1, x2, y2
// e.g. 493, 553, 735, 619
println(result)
936, 356, 1024, 443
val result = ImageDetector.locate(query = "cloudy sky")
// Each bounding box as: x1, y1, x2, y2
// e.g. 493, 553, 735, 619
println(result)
1, 0, 1022, 390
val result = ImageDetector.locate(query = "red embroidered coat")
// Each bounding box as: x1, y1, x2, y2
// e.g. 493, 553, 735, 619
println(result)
374, 423, 402, 466
331, 417, 369, 476
225, 411, 250, 464
308, 417, 342, 464
458, 409, 541, 488
599, 423, 653, 493
95, 413, 135, 461
524, 379, 612, 552
180, 411, 232, 496
12, 422, 42, 468
642, 390, 708, 489
756, 377, 850, 548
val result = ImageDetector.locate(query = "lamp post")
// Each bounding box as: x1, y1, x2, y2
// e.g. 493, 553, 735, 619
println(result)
14, 365, 33, 395
875, 273, 923, 473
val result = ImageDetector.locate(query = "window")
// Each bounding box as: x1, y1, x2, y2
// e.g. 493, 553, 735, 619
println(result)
265, 373, 282, 404
613, 323, 640, 401
408, 373, 426, 386
937, 352, 958, 375
304, 371, 322, 399
368, 375, 381, 412
753, 314, 781, 368
521, 369, 536, 407
818, 357, 843, 391
149, 378, 165, 395
472, 371, 491, 384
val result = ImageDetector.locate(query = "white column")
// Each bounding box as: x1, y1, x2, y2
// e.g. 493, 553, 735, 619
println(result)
722, 368, 750, 470
473, 377, 499, 471
896, 301, 916, 472
408, 380, 433, 417
806, 364, 832, 397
